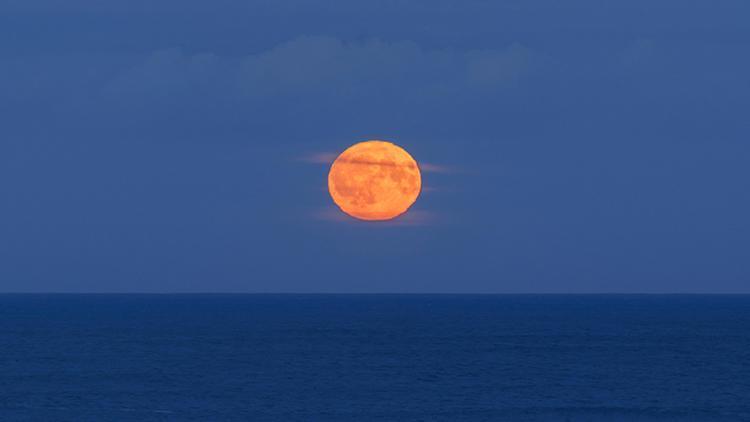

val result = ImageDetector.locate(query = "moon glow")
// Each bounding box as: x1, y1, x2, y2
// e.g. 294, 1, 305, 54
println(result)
328, 140, 422, 221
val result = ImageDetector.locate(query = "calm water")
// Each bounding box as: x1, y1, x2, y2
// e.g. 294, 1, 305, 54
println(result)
1, 294, 750, 421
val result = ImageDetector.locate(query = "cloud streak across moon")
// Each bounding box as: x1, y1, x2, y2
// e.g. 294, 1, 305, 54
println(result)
299, 151, 454, 173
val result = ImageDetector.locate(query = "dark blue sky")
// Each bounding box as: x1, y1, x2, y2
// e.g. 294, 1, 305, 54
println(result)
2, 0, 749, 292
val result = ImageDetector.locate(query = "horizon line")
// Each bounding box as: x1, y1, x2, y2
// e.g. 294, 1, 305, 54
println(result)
2, 292, 750, 295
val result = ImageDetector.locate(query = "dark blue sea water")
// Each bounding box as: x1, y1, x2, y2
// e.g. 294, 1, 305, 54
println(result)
2, 295, 750, 421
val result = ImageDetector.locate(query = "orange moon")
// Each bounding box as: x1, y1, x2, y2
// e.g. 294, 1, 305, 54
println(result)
328, 140, 422, 221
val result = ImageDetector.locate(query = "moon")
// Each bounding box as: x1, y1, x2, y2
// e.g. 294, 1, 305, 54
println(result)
328, 140, 422, 221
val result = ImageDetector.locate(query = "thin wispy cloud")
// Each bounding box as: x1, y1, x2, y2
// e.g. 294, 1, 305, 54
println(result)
297, 152, 338, 164
418, 163, 457, 174
314, 207, 439, 226
298, 151, 453, 173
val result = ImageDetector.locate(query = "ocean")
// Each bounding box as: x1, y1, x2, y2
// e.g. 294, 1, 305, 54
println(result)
1, 294, 749, 421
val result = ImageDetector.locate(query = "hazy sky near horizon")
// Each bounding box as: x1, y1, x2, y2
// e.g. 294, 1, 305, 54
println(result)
1, 0, 749, 292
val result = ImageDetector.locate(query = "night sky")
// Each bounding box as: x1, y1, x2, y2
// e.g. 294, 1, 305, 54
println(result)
2, 0, 749, 292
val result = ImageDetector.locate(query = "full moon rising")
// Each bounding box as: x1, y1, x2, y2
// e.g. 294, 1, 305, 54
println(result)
328, 140, 422, 221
